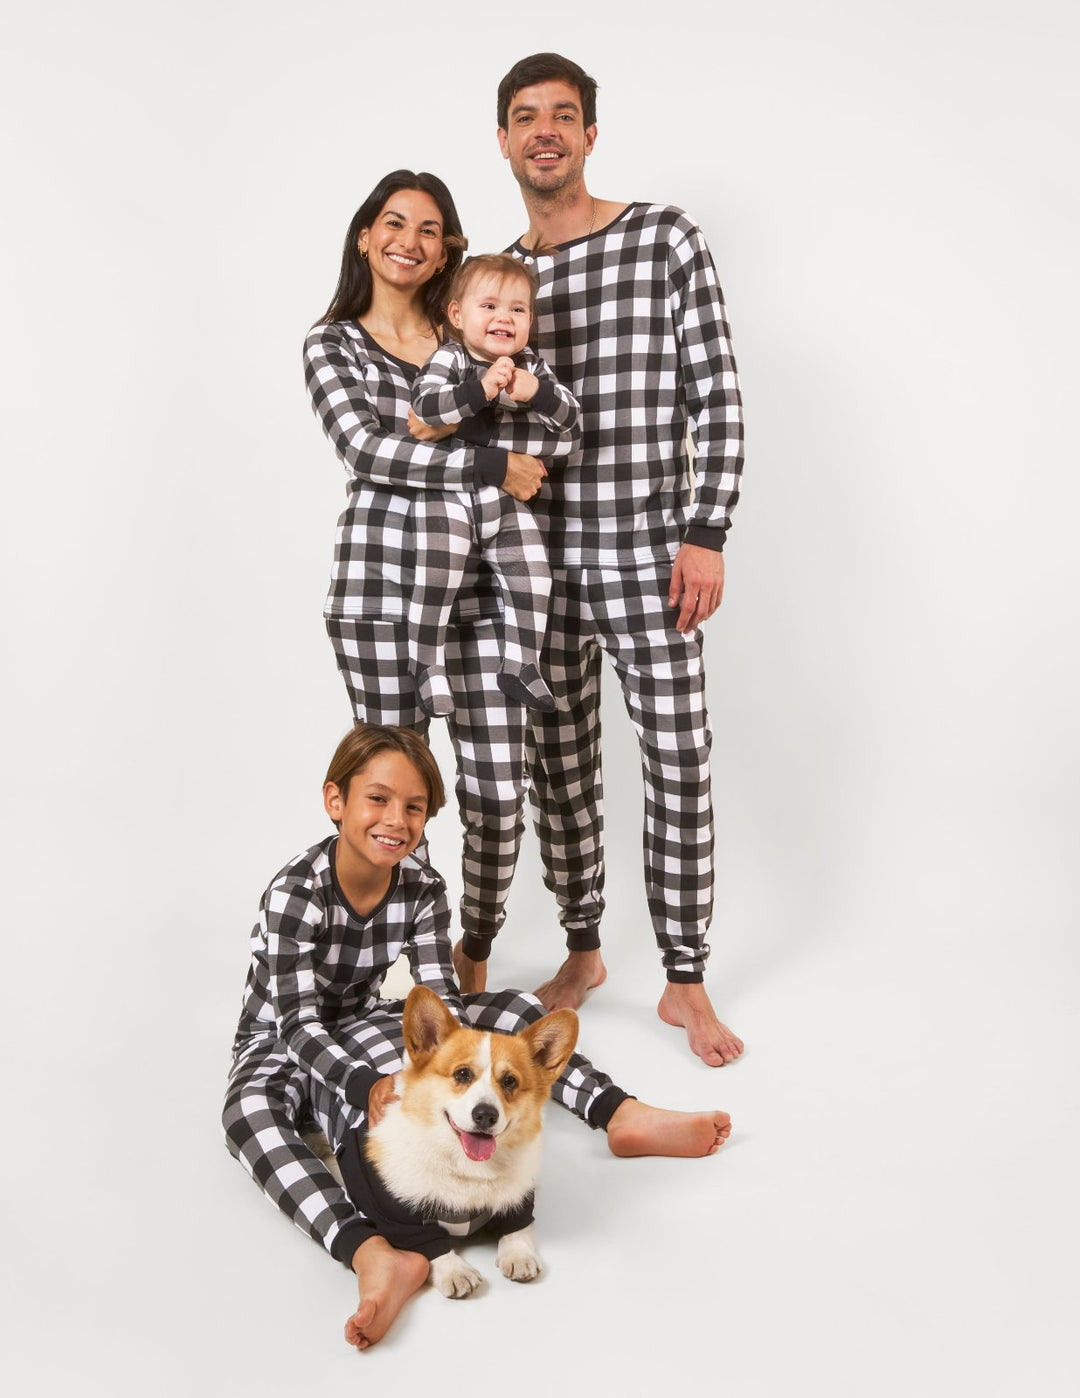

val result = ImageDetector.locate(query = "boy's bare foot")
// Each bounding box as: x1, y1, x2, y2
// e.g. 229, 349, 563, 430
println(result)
534, 949, 607, 1010
452, 939, 487, 994
345, 1236, 429, 1351
658, 982, 744, 1066
606, 1099, 732, 1158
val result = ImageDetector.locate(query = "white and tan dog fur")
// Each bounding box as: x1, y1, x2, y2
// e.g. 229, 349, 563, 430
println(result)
365, 985, 578, 1297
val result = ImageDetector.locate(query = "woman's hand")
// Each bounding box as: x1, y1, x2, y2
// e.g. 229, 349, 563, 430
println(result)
503, 452, 547, 501
407, 409, 457, 442
367, 1073, 399, 1127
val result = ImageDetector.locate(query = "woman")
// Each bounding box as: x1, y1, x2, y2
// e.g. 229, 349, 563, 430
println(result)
303, 170, 548, 994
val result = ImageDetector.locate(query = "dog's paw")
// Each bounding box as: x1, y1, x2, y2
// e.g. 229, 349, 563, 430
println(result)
430, 1251, 484, 1298
496, 1225, 543, 1283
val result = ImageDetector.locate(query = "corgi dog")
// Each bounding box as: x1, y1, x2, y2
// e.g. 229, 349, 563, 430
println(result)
356, 984, 578, 1298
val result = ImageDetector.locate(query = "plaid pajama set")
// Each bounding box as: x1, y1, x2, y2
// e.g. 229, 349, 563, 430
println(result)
304, 319, 548, 960
222, 838, 626, 1264
407, 339, 579, 715
510, 203, 745, 982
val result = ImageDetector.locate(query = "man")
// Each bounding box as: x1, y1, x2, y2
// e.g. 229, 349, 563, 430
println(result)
493, 52, 745, 1067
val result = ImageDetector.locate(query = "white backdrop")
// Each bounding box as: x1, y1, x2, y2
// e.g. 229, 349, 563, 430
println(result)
2, 2, 1077, 1394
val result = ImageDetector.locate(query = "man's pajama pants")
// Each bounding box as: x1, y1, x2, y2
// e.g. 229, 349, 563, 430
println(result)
526, 564, 715, 983
222, 990, 625, 1265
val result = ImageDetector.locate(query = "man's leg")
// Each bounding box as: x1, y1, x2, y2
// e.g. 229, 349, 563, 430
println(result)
593, 566, 743, 1066
524, 569, 607, 1008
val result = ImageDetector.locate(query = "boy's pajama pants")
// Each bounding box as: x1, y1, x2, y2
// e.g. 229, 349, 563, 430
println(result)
222, 989, 626, 1265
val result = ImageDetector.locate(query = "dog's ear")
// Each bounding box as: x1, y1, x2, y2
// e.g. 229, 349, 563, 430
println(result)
402, 985, 459, 1063
521, 1008, 579, 1081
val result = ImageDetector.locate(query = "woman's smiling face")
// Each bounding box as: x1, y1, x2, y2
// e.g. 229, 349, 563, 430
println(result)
358, 189, 447, 293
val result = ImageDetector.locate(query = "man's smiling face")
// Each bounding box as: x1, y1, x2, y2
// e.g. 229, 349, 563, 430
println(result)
497, 80, 596, 196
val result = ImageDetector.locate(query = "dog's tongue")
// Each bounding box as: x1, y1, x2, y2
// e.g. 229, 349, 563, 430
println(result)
461, 1131, 496, 1162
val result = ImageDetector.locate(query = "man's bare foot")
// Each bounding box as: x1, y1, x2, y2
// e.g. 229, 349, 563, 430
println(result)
606, 1098, 732, 1158
452, 939, 488, 994
658, 982, 744, 1066
534, 949, 607, 1010
345, 1236, 429, 1351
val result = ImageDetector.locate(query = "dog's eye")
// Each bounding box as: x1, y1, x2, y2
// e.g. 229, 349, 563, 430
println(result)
453, 1067, 474, 1085
500, 1073, 518, 1092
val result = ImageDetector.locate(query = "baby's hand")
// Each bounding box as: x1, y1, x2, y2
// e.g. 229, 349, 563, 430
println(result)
505, 369, 539, 403
367, 1074, 399, 1127
481, 357, 516, 400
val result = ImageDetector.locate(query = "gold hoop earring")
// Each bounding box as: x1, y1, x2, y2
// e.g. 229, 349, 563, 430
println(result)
359, 248, 368, 260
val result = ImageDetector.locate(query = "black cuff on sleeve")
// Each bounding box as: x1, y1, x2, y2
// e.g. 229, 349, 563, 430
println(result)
345, 1065, 384, 1111
472, 447, 508, 488
526, 379, 558, 414
682, 524, 727, 553
330, 1217, 378, 1268
464, 377, 491, 414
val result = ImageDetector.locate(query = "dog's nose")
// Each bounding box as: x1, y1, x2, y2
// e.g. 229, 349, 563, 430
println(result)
471, 1102, 498, 1132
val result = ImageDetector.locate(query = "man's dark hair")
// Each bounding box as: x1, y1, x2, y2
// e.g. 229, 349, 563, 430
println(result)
497, 53, 598, 130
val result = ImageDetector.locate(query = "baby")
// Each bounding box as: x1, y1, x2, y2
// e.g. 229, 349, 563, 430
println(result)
408, 254, 579, 716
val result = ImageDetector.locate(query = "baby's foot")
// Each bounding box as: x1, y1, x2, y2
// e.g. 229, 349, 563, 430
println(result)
414, 666, 455, 718
497, 663, 557, 713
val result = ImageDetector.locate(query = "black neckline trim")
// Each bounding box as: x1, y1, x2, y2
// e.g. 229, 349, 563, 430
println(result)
329, 837, 402, 922
510, 201, 640, 257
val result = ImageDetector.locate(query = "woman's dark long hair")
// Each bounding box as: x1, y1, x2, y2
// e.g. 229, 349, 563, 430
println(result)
315, 170, 467, 329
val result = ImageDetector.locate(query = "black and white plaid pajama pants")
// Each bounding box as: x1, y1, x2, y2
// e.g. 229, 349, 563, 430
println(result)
222, 990, 626, 1265
326, 613, 526, 962
526, 564, 714, 982
407, 488, 552, 690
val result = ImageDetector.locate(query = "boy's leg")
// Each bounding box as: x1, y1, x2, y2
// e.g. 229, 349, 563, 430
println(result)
460, 990, 733, 1156
474, 491, 556, 712
406, 494, 476, 717
222, 1042, 372, 1265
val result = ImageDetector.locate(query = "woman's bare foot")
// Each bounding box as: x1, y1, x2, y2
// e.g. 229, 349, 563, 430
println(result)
658, 982, 744, 1066
606, 1098, 732, 1158
452, 939, 487, 994
534, 949, 607, 1010
345, 1236, 429, 1351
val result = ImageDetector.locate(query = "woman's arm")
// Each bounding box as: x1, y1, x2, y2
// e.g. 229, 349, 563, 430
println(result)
303, 323, 507, 493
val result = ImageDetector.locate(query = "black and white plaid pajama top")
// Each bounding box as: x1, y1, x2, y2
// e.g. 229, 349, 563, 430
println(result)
510, 203, 745, 980
223, 837, 626, 1265
303, 321, 531, 957
406, 339, 580, 710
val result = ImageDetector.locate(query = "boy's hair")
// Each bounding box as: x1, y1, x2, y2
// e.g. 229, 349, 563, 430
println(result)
445, 254, 539, 344
496, 52, 598, 130
324, 723, 446, 821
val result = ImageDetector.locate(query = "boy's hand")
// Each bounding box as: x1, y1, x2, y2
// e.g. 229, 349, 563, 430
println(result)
407, 409, 457, 442
481, 357, 516, 400
367, 1074, 399, 1126
505, 369, 539, 403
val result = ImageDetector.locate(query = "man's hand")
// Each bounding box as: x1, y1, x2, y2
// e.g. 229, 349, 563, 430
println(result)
367, 1074, 399, 1127
504, 368, 540, 403
407, 409, 457, 442
668, 543, 725, 633
502, 451, 547, 501
481, 356, 516, 401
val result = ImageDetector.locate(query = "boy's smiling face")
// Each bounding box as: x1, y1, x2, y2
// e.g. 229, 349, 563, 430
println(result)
324, 751, 429, 875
